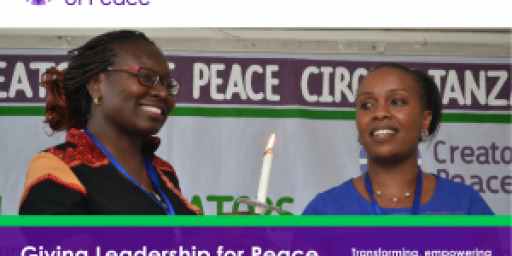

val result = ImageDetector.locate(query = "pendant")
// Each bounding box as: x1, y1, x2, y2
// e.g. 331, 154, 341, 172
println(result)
392, 198, 398, 208
152, 192, 167, 209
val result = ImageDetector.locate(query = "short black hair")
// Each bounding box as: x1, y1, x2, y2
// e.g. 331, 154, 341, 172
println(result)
366, 63, 442, 141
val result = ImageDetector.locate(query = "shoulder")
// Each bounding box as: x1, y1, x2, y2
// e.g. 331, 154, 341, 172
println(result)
302, 180, 362, 215
25, 152, 85, 193
433, 175, 494, 215
46, 129, 109, 168
315, 180, 357, 203
20, 152, 88, 213
435, 175, 478, 196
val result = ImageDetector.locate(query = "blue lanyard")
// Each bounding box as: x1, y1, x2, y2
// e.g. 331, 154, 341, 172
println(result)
364, 168, 422, 215
84, 128, 175, 215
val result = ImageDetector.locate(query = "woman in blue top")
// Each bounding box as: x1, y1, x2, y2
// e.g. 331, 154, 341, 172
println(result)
303, 63, 494, 215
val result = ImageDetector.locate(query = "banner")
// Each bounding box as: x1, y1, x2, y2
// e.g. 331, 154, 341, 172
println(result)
0, 49, 510, 215
0, 216, 511, 256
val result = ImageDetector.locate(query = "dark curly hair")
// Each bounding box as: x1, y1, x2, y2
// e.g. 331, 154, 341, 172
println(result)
41, 30, 156, 133
364, 62, 443, 141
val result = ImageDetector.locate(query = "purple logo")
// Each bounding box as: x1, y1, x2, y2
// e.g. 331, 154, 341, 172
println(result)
359, 148, 422, 173
27, 0, 50, 5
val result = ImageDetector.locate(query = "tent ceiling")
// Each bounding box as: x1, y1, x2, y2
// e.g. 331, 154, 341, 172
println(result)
0, 29, 509, 56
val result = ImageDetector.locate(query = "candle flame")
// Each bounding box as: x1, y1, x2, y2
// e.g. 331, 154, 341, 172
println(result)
266, 133, 276, 151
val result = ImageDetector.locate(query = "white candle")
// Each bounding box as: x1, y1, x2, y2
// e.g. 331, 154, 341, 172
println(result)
256, 133, 275, 214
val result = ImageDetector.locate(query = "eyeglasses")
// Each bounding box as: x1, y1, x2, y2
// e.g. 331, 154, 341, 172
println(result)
106, 66, 180, 96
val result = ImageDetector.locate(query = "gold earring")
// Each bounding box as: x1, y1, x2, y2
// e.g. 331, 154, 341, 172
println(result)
94, 97, 101, 106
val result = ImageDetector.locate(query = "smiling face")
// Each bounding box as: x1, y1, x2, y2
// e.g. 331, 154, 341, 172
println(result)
92, 41, 175, 137
356, 67, 432, 164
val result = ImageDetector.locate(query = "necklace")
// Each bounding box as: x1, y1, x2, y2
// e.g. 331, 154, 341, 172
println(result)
372, 173, 425, 208
142, 167, 168, 210
374, 190, 413, 208
364, 168, 423, 215
151, 191, 168, 210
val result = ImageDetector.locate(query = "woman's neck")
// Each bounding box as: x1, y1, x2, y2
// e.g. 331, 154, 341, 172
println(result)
366, 156, 420, 196
85, 119, 145, 176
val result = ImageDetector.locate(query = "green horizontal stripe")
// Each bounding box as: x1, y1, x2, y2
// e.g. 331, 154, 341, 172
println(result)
172, 107, 356, 120
0, 106, 45, 116
0, 106, 510, 123
0, 216, 509, 227
442, 112, 511, 124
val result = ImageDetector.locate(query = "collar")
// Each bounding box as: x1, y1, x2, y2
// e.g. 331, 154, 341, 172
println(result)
66, 128, 161, 156
47, 128, 162, 168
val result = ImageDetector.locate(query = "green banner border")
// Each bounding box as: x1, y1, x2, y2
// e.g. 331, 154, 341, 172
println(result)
0, 216, 510, 227
0, 106, 510, 123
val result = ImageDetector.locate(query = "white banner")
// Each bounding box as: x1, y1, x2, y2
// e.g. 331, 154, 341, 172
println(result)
0, 50, 510, 215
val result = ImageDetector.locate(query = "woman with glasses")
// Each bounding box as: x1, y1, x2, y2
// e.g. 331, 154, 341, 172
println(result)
19, 30, 201, 215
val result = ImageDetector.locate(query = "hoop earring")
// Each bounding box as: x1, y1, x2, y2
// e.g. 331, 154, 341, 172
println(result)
421, 130, 430, 141
94, 97, 101, 106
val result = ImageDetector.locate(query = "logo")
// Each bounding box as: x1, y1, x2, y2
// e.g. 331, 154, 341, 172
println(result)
359, 148, 422, 173
27, 0, 50, 5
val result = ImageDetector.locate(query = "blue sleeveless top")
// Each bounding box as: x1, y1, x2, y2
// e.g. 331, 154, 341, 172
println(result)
302, 175, 494, 215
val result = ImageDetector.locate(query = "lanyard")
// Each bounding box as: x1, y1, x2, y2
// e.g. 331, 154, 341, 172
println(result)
364, 168, 422, 215
84, 128, 176, 215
